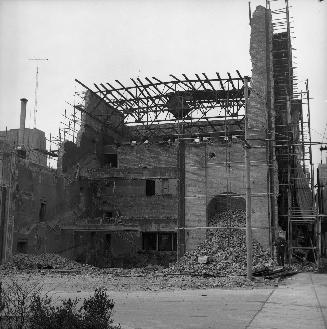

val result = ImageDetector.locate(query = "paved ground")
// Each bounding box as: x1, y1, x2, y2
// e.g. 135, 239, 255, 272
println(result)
28, 272, 327, 328
247, 273, 327, 329
107, 273, 326, 329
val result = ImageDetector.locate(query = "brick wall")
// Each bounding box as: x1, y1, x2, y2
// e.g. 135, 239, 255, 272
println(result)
248, 5, 278, 246
14, 160, 67, 232
118, 144, 177, 168
184, 140, 271, 250
178, 4, 278, 252
80, 143, 179, 227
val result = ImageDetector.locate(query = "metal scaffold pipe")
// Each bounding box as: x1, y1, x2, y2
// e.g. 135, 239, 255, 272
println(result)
244, 77, 252, 281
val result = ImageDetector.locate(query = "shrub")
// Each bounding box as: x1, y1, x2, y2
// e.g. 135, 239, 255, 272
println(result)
81, 288, 115, 329
0, 281, 119, 329
29, 295, 82, 329
0, 278, 43, 329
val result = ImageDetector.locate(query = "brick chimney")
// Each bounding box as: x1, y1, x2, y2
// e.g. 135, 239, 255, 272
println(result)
18, 98, 28, 146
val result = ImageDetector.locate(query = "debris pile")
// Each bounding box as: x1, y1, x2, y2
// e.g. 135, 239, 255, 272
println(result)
166, 210, 275, 277
0, 253, 96, 272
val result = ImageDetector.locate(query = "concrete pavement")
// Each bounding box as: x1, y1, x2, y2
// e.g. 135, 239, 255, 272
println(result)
112, 288, 271, 329
247, 273, 327, 329
111, 273, 327, 329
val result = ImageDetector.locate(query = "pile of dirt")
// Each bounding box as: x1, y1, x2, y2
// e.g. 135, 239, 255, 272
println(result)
166, 210, 275, 277
0, 253, 96, 271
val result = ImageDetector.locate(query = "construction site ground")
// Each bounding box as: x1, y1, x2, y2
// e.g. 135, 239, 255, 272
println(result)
1, 271, 326, 329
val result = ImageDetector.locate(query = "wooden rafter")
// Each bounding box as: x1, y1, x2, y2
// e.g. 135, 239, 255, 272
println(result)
74, 72, 248, 140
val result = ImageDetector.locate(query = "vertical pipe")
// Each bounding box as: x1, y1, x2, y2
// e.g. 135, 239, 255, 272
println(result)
244, 77, 252, 281
18, 98, 28, 146
287, 96, 292, 264
177, 139, 185, 260
306, 79, 314, 205
300, 93, 305, 167
317, 216, 321, 268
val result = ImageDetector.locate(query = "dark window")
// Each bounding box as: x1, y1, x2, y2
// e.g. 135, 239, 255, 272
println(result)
39, 202, 46, 222
158, 233, 172, 251
162, 179, 169, 195
158, 232, 177, 251
17, 240, 28, 253
172, 233, 177, 251
104, 211, 113, 218
16, 147, 26, 159
104, 234, 111, 251
146, 180, 155, 196
103, 154, 117, 168
142, 232, 157, 251
142, 232, 177, 251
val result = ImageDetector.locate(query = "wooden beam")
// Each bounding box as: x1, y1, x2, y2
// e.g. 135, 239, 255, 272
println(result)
216, 73, 226, 91
182, 74, 196, 90
170, 74, 190, 91
227, 72, 236, 90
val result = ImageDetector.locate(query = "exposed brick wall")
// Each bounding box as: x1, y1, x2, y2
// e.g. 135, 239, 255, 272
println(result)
184, 141, 271, 250
184, 144, 206, 249
14, 160, 67, 233
85, 178, 178, 221
118, 144, 177, 168
76, 143, 180, 228
80, 91, 126, 140
249, 6, 271, 142
0, 141, 17, 262
247, 5, 277, 247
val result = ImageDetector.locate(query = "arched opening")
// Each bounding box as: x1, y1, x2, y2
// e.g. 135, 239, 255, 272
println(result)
207, 192, 245, 221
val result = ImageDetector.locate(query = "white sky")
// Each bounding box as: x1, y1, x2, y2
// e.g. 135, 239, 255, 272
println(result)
0, 0, 326, 167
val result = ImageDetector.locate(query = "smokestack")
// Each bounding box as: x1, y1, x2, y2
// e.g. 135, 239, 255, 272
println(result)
18, 98, 28, 146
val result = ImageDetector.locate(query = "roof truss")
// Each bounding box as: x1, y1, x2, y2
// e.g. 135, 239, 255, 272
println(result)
75, 72, 249, 140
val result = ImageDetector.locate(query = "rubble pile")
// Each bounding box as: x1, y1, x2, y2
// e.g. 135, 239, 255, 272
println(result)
167, 210, 275, 277
0, 253, 96, 271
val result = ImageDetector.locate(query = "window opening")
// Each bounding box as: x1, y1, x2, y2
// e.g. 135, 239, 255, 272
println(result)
103, 154, 117, 168
17, 240, 28, 253
104, 211, 113, 218
158, 233, 172, 251
142, 232, 157, 250
104, 234, 111, 251
39, 202, 46, 221
146, 179, 155, 196
142, 232, 177, 251
162, 179, 169, 195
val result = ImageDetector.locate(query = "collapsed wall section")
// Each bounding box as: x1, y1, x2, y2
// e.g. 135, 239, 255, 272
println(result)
58, 91, 129, 176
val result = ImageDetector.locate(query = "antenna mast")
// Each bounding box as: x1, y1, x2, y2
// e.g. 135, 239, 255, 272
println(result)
28, 58, 49, 128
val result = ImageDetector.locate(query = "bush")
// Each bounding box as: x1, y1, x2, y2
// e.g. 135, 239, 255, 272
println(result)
0, 281, 119, 329
29, 296, 81, 329
82, 288, 115, 328
0, 278, 43, 329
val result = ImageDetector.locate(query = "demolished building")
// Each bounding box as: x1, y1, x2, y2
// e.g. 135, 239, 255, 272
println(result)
0, 3, 319, 267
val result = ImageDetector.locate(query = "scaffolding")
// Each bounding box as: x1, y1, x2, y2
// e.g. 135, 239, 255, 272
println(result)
271, 0, 317, 264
